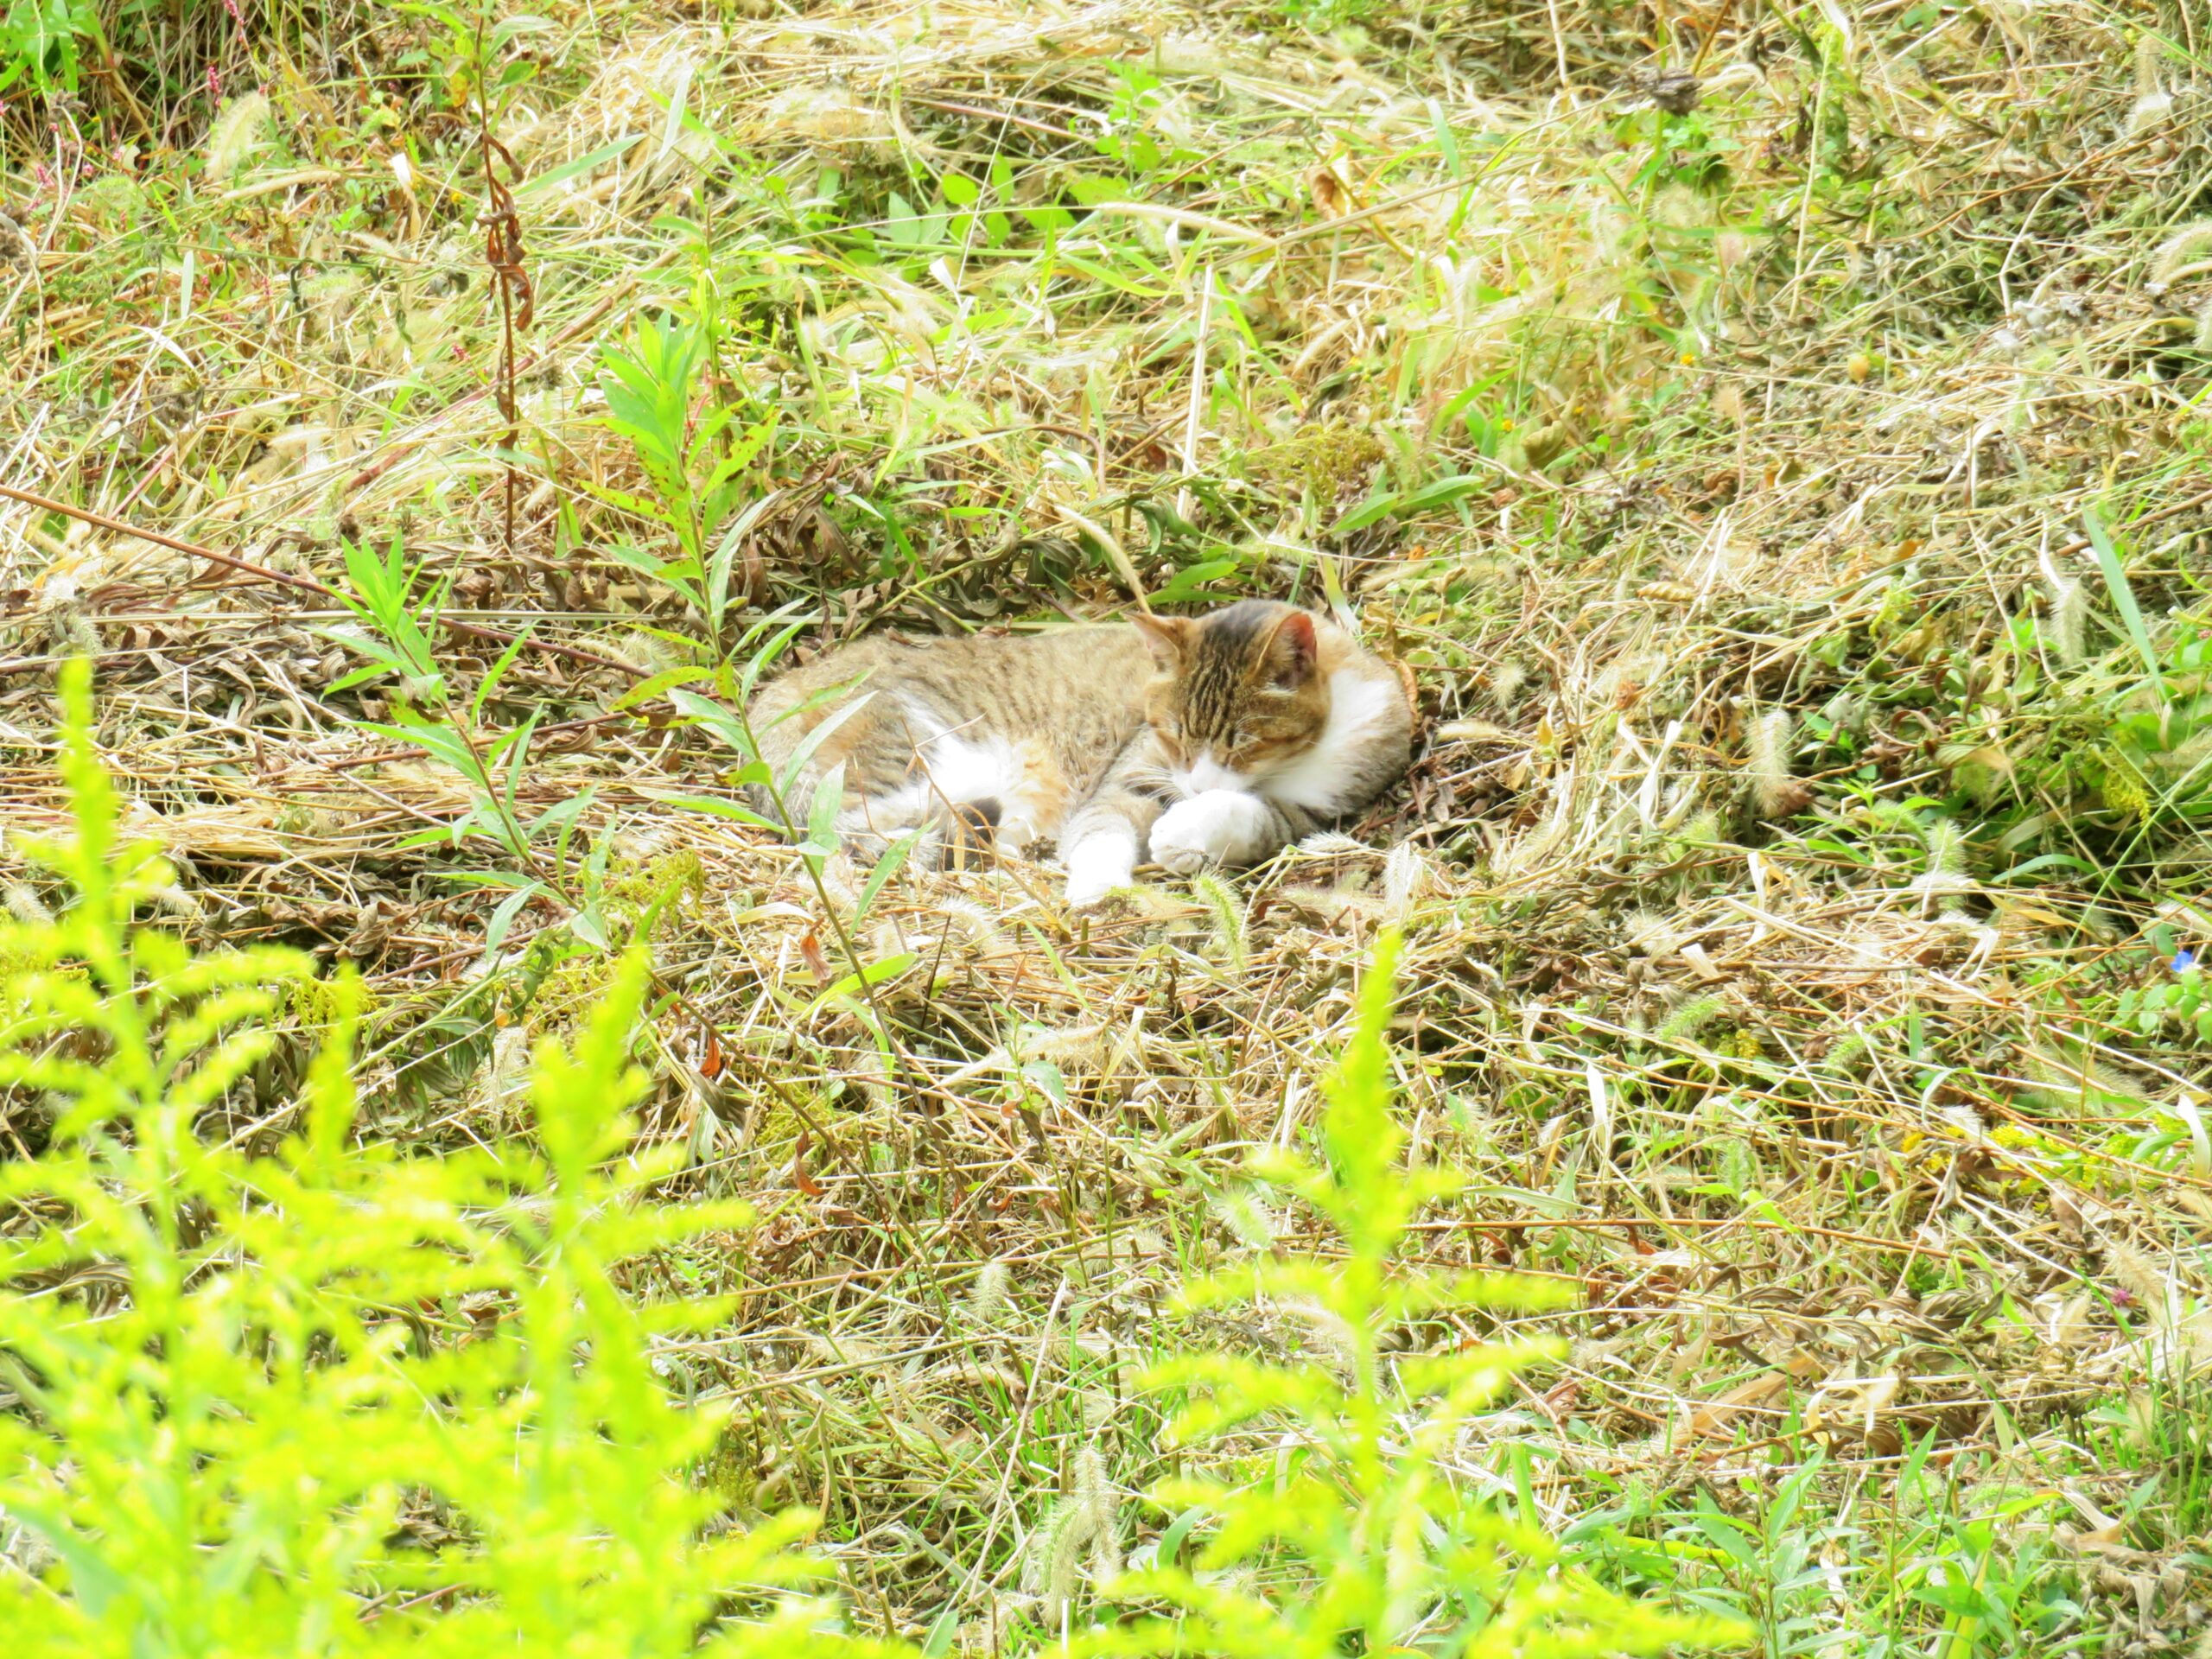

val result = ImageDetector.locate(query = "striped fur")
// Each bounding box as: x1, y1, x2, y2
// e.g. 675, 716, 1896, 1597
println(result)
748, 601, 1412, 904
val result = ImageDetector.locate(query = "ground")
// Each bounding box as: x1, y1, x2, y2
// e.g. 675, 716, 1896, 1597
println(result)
3, 0, 2212, 1651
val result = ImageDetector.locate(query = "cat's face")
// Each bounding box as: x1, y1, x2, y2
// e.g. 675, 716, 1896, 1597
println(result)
1134, 601, 1329, 791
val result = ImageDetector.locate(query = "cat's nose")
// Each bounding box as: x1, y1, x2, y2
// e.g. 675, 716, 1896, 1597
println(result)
1184, 754, 1240, 792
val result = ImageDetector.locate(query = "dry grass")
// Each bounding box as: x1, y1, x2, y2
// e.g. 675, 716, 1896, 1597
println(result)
5, 0, 2212, 1649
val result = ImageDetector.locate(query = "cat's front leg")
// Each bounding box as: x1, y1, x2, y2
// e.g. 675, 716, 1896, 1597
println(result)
1063, 825, 1139, 906
1149, 790, 1291, 874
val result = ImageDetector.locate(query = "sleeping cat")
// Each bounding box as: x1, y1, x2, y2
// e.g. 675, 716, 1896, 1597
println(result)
749, 600, 1412, 906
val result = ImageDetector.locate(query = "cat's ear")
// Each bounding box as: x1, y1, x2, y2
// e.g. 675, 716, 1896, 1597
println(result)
1255, 610, 1319, 689
1133, 613, 1192, 671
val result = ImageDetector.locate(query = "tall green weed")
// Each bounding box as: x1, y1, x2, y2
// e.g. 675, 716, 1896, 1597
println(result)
0, 660, 894, 1657
1074, 933, 1736, 1657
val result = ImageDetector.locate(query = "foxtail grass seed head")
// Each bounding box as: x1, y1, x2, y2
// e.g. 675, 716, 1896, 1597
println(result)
2137, 31, 2167, 99
1652, 183, 1703, 232
1020, 1021, 1108, 1070
939, 897, 1004, 951
613, 629, 681, 677
3, 883, 51, 925
149, 884, 204, 922
851, 1039, 893, 1109
2130, 89, 2176, 134
1024, 1461, 1116, 1623
1217, 1187, 1281, 1251
1075, 1446, 1121, 1581
963, 1261, 1011, 1330
474, 1027, 533, 1118
1296, 830, 1369, 857
1677, 808, 1724, 848
1622, 909, 1678, 957
1656, 993, 1727, 1044
2045, 575, 2088, 665
203, 93, 272, 183
1487, 660, 1528, 710
2026, 1043, 2146, 1108
1191, 872, 1247, 969
2171, 728, 2212, 774
2101, 753, 2152, 820
1926, 819, 1964, 880
1382, 841, 1430, 916
1747, 710, 1806, 817
2131, 35, 2174, 135
2104, 1241, 2170, 1328
49, 608, 101, 661
2149, 222, 2212, 294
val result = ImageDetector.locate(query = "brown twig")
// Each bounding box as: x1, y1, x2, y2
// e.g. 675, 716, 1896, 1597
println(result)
474, 14, 534, 565
0, 480, 642, 683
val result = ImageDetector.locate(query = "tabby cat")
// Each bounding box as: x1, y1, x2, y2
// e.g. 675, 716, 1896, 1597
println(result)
749, 600, 1413, 906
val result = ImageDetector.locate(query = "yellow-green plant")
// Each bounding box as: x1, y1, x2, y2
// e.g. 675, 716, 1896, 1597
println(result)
0, 660, 906, 1658
1071, 931, 1738, 1657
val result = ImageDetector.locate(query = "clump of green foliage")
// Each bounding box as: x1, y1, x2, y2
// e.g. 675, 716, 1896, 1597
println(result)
0, 666, 1728, 1656
1076, 932, 1737, 1657
0, 660, 899, 1656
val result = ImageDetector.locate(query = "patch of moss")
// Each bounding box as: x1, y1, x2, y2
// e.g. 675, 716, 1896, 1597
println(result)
1257, 419, 1387, 500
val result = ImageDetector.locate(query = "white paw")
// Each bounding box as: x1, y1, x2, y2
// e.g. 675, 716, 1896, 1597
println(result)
1063, 833, 1136, 908
1149, 791, 1262, 875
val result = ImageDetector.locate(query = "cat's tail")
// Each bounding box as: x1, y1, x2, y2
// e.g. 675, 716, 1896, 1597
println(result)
842, 792, 1002, 871
750, 784, 1004, 873
745, 673, 1004, 868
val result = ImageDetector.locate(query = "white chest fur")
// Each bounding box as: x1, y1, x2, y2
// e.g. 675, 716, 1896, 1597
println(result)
1259, 666, 1404, 814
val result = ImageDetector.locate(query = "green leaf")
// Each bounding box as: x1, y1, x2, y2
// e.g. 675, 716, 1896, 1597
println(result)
493, 710, 542, 822
1151, 557, 1241, 607
719, 412, 779, 480
884, 188, 920, 245
1065, 172, 1137, 207
1333, 474, 1485, 533
525, 791, 593, 842
637, 789, 780, 830
807, 950, 917, 1012
481, 881, 543, 957
851, 830, 920, 925
2084, 507, 2164, 692
327, 658, 402, 694
471, 625, 535, 725
774, 692, 876, 798
1050, 246, 1165, 298
666, 688, 760, 761
610, 664, 714, 712
581, 482, 683, 533
517, 132, 645, 197
1154, 1504, 1211, 1570
569, 903, 612, 950
360, 718, 475, 778
736, 615, 812, 700
798, 762, 845, 859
